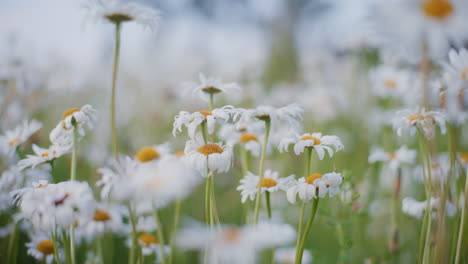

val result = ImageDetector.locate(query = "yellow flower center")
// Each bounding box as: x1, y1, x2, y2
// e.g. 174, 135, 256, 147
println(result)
461, 68, 468, 81
8, 137, 21, 147
36, 184, 48, 188
223, 228, 240, 244
408, 114, 424, 121
136, 147, 160, 162
306, 173, 323, 185
384, 79, 397, 89
174, 151, 185, 157
197, 110, 213, 117
37, 240, 54, 255
421, 0, 453, 20
300, 136, 321, 145
258, 178, 278, 188
139, 233, 159, 246
197, 144, 224, 156
105, 13, 134, 23
93, 209, 111, 222
239, 133, 259, 143
388, 152, 397, 160
459, 152, 468, 163
61, 108, 81, 120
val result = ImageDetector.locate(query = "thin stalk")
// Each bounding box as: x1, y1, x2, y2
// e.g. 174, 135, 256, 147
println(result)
152, 204, 167, 264
240, 146, 249, 177
205, 176, 212, 227
98, 236, 105, 264
336, 223, 345, 264
110, 21, 122, 160
253, 119, 271, 224
422, 137, 433, 264
70, 127, 78, 181
6, 222, 18, 264
69, 226, 76, 264
168, 199, 182, 264
418, 207, 429, 264
295, 202, 306, 255
51, 229, 62, 264
265, 192, 272, 219
127, 203, 138, 264
62, 230, 71, 264
295, 198, 319, 264
210, 176, 220, 227
209, 93, 214, 111
200, 122, 208, 144
305, 148, 312, 176
454, 171, 468, 264
420, 40, 431, 110
389, 168, 401, 255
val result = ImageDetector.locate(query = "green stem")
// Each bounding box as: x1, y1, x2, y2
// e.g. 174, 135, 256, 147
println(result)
209, 93, 214, 111
454, 171, 468, 264
70, 226, 76, 264
168, 199, 182, 264
240, 146, 249, 177
305, 148, 312, 176
265, 192, 272, 219
62, 230, 70, 264
253, 119, 271, 224
295, 198, 319, 264
205, 176, 212, 227
110, 21, 122, 160
70, 127, 78, 181
51, 229, 62, 264
210, 175, 220, 227
418, 207, 429, 264
200, 122, 208, 144
127, 203, 138, 264
6, 222, 18, 264
295, 202, 306, 255
152, 204, 167, 264
98, 235, 105, 264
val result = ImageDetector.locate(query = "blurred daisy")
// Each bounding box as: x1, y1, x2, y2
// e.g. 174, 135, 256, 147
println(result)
133, 233, 170, 257
368, 145, 417, 170
185, 73, 242, 101
49, 105, 97, 148
177, 222, 295, 264
18, 144, 71, 170
458, 152, 468, 170
97, 156, 139, 201
77, 202, 127, 240
275, 247, 312, 264
26, 233, 61, 264
238, 104, 303, 131
443, 48, 468, 88
369, 65, 413, 99
134, 143, 172, 163
218, 123, 264, 157
402, 197, 456, 219
287, 172, 343, 204
237, 170, 294, 203
279, 132, 344, 160
85, 0, 161, 28
0, 119, 41, 156
173, 106, 243, 139
393, 108, 446, 139
184, 134, 233, 177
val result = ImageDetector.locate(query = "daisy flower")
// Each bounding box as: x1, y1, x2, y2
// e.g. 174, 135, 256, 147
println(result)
177, 221, 295, 264
77, 202, 127, 240
279, 132, 344, 160
49, 105, 98, 148
218, 123, 264, 157
173, 105, 243, 139
134, 142, 172, 163
0, 119, 41, 156
368, 145, 417, 171
275, 247, 312, 264
237, 170, 294, 203
184, 134, 233, 177
238, 103, 303, 131
97, 156, 139, 201
402, 197, 456, 219
18, 144, 71, 170
85, 0, 161, 28
369, 65, 413, 99
185, 73, 242, 102
392, 108, 446, 139
131, 233, 170, 257
286, 172, 343, 204
26, 233, 61, 264
443, 48, 468, 88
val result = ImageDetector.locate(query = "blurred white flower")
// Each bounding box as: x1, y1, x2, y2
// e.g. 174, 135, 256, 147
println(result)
0, 119, 41, 156
49, 105, 97, 148
18, 144, 71, 170
173, 106, 243, 139
275, 247, 312, 264
184, 73, 242, 102
402, 197, 456, 219
368, 145, 417, 170
134, 143, 172, 163
237, 170, 294, 203
126, 232, 170, 257
184, 134, 233, 177
287, 172, 343, 204
392, 108, 446, 139
218, 123, 264, 157
85, 0, 161, 28
26, 233, 61, 264
369, 65, 414, 99
177, 221, 296, 264
238, 104, 303, 132
279, 132, 344, 160
77, 202, 127, 240
97, 156, 139, 201
458, 152, 468, 170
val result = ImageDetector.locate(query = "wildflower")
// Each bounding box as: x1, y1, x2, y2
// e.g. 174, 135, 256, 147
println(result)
286, 172, 343, 204
49, 105, 97, 148
85, 0, 161, 28
368, 145, 417, 170
369, 65, 413, 99
26, 233, 61, 264
97, 156, 139, 201
185, 73, 242, 101
275, 247, 312, 264
77, 202, 127, 240
402, 197, 456, 219
134, 143, 172, 163
279, 132, 343, 160
18, 144, 71, 170
237, 170, 294, 203
184, 134, 233, 177
238, 103, 303, 131
218, 123, 264, 157
173, 106, 242, 139
393, 108, 446, 139
0, 120, 41, 156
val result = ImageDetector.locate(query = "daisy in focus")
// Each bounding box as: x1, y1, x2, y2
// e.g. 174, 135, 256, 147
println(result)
237, 170, 294, 203
173, 106, 243, 139
368, 145, 417, 171
392, 108, 446, 139
0, 119, 41, 156
279, 132, 344, 160
184, 134, 233, 177
287, 172, 343, 204
18, 144, 71, 170
218, 123, 264, 157
185, 73, 242, 102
